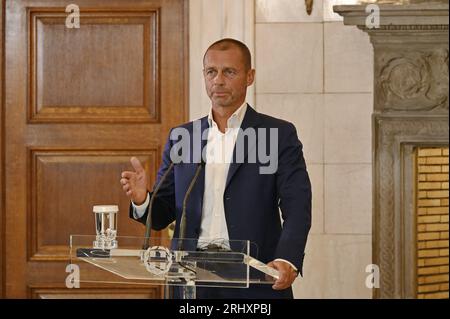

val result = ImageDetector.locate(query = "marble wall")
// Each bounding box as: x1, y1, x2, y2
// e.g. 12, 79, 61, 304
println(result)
189, 0, 374, 298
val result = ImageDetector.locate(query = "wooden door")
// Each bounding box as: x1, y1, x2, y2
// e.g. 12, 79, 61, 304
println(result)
2, 0, 187, 298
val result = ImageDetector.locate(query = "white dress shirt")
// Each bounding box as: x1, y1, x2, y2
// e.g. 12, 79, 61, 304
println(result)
197, 102, 248, 247
133, 102, 297, 271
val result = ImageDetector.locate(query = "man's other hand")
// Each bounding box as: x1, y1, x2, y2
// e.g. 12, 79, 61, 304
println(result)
267, 260, 298, 290
120, 157, 148, 205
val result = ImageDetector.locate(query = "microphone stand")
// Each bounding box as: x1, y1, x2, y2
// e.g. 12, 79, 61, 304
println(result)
177, 161, 204, 299
178, 162, 204, 251
143, 162, 174, 250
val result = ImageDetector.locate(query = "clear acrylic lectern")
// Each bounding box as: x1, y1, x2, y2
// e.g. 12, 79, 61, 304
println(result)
69, 235, 280, 299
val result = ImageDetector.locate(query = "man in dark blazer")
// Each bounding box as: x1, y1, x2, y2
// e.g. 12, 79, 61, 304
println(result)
120, 38, 311, 299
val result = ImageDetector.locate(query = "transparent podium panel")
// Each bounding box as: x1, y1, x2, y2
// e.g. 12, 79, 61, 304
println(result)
70, 235, 279, 289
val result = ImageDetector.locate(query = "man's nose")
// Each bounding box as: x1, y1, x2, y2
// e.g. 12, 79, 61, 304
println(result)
213, 71, 225, 85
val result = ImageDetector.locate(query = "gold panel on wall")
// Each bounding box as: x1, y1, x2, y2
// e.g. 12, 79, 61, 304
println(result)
416, 147, 449, 299
28, 149, 157, 261
28, 8, 159, 123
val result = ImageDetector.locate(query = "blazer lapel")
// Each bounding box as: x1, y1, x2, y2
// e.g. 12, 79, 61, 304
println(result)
225, 105, 260, 190
198, 116, 209, 199
191, 116, 210, 226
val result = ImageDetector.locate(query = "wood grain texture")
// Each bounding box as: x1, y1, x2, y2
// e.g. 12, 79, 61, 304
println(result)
28, 283, 159, 299
0, 0, 4, 299
4, 0, 187, 298
28, 149, 157, 261
28, 8, 160, 123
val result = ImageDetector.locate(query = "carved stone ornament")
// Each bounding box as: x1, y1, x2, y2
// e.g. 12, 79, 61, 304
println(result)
377, 49, 449, 111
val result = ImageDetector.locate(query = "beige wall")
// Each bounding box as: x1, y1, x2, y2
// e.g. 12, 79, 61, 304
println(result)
189, 0, 374, 298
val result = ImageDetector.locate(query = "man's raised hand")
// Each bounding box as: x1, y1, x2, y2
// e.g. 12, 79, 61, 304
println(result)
120, 157, 148, 205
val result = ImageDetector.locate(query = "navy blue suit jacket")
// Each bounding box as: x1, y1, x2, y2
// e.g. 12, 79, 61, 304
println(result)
131, 105, 312, 298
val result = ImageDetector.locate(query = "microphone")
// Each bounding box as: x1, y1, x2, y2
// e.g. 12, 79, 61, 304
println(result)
178, 161, 205, 250
143, 162, 175, 250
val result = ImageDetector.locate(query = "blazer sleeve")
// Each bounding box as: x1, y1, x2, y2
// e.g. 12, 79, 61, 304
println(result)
128, 132, 176, 230
274, 122, 312, 276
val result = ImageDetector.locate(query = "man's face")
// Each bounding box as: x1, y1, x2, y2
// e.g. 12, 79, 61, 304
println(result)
203, 47, 255, 109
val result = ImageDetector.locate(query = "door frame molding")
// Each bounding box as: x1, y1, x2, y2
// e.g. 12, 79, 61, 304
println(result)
1, 0, 5, 299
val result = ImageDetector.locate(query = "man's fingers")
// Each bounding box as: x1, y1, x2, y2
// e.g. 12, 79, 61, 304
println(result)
268, 262, 283, 289
130, 157, 144, 174
272, 272, 287, 290
121, 171, 135, 179
273, 282, 289, 290
269, 260, 296, 290
272, 273, 291, 290
121, 158, 147, 203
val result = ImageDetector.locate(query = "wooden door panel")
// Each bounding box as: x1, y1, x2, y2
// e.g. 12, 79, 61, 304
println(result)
29, 149, 156, 261
3, 0, 187, 298
29, 8, 159, 123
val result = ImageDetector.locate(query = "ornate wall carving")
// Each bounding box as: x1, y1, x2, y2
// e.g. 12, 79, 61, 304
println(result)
376, 49, 449, 112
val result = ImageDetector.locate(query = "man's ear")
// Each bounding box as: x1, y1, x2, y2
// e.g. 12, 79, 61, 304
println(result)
246, 69, 255, 86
